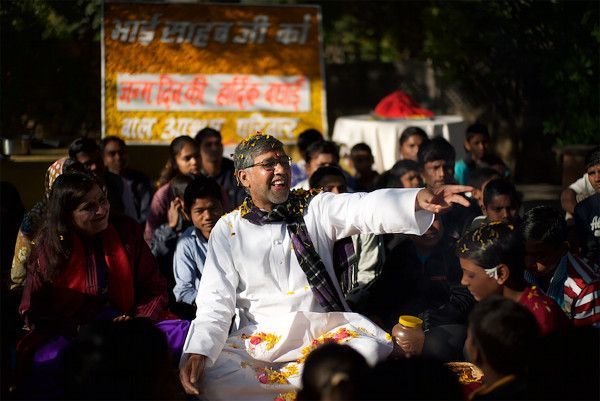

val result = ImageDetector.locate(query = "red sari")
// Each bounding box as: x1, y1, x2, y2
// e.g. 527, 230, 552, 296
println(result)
518, 286, 569, 336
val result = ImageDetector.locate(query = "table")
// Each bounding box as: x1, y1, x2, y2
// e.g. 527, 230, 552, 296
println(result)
332, 114, 466, 173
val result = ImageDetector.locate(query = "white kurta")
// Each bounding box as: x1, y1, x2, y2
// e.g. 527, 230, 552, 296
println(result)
182, 188, 433, 400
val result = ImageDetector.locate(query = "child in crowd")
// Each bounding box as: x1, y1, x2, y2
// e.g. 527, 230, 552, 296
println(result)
349, 143, 379, 192
470, 178, 521, 229
522, 206, 600, 327
145, 135, 200, 244
458, 222, 568, 335
465, 296, 538, 400
374, 159, 422, 189
291, 128, 323, 187
150, 174, 194, 309
419, 137, 480, 239
297, 343, 369, 401
561, 147, 600, 221
399, 126, 429, 161
454, 123, 491, 185
466, 167, 501, 210
173, 176, 224, 315
574, 191, 600, 265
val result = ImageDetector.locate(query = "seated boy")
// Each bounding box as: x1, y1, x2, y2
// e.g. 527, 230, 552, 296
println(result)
465, 296, 538, 400
470, 178, 521, 230
349, 143, 379, 192
522, 206, 600, 327
173, 175, 224, 311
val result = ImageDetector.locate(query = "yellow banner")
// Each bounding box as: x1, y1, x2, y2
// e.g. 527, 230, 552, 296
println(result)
103, 2, 325, 145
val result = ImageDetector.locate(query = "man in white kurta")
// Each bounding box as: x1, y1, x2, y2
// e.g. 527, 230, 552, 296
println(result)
179, 134, 471, 400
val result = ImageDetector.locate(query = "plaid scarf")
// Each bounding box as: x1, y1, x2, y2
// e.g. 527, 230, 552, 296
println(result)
240, 190, 346, 312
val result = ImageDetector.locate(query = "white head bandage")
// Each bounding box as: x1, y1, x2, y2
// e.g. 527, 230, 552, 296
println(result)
484, 265, 499, 280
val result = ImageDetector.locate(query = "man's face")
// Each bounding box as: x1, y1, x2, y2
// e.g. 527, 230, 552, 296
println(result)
484, 194, 518, 223
465, 134, 490, 161
587, 164, 600, 193
307, 153, 338, 177
315, 174, 347, 194
350, 150, 373, 175
200, 135, 224, 164
524, 240, 565, 278
237, 150, 291, 211
190, 197, 223, 240
421, 159, 454, 190
75, 150, 104, 178
103, 140, 127, 175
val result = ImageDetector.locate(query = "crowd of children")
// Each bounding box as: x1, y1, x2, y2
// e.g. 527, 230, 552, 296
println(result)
1, 124, 598, 400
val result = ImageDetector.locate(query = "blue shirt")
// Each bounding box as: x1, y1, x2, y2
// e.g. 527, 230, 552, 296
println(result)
173, 226, 209, 305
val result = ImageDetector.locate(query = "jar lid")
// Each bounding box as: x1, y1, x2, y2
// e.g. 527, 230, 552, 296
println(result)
398, 315, 423, 328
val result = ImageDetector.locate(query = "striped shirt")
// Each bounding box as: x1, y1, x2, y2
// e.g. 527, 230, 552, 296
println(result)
526, 252, 600, 327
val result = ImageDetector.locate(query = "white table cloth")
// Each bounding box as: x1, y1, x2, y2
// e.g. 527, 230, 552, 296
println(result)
332, 114, 466, 172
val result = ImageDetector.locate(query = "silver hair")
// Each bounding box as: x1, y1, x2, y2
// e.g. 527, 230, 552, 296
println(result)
233, 134, 284, 173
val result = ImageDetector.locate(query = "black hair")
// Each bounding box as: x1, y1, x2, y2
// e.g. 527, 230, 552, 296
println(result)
170, 173, 196, 199
522, 206, 567, 246
483, 178, 520, 208
297, 128, 323, 157
399, 126, 428, 146
584, 146, 600, 170
183, 175, 223, 213
100, 136, 126, 151
467, 167, 500, 190
468, 296, 538, 376
457, 221, 526, 291
68, 137, 100, 159
305, 140, 340, 164
158, 135, 198, 187
417, 136, 456, 167
34, 171, 101, 280
350, 142, 372, 154
375, 159, 421, 189
309, 165, 347, 189
298, 343, 369, 401
465, 123, 490, 141
194, 127, 221, 147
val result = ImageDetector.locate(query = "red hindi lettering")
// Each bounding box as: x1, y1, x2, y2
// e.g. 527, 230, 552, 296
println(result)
216, 76, 261, 110
264, 77, 305, 111
156, 75, 184, 110
183, 76, 208, 106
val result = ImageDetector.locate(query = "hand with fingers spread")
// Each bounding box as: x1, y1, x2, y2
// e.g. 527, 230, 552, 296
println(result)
415, 185, 474, 214
179, 353, 206, 395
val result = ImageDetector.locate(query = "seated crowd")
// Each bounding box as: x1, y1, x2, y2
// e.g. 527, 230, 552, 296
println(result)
1, 125, 598, 401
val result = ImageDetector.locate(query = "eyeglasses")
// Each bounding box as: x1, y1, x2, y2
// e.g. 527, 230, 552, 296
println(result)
245, 156, 292, 171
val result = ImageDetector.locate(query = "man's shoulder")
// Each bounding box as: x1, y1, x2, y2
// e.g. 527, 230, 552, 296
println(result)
565, 253, 600, 287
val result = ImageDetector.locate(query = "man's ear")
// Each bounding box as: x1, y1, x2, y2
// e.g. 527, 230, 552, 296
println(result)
496, 264, 510, 285
464, 139, 472, 152
237, 170, 250, 189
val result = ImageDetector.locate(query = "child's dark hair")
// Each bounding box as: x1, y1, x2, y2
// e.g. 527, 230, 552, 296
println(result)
350, 142, 373, 155
468, 296, 538, 376
170, 174, 196, 199
375, 159, 421, 189
417, 136, 455, 167
483, 178, 520, 208
399, 126, 428, 146
465, 123, 490, 141
68, 137, 100, 159
100, 136, 126, 151
158, 135, 198, 187
183, 175, 223, 213
297, 128, 323, 157
584, 146, 600, 170
298, 343, 369, 401
305, 140, 340, 164
309, 165, 347, 189
522, 206, 567, 246
194, 127, 221, 147
467, 167, 500, 190
457, 222, 526, 291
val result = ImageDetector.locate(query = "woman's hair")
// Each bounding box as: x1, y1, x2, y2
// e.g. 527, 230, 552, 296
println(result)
170, 173, 196, 199
298, 343, 369, 401
399, 126, 428, 146
468, 296, 538, 376
457, 222, 526, 291
158, 136, 198, 187
33, 171, 100, 280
